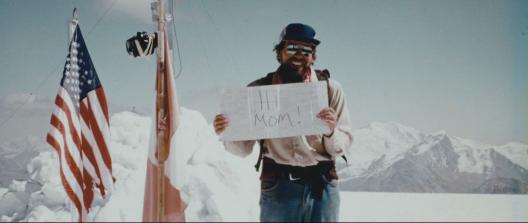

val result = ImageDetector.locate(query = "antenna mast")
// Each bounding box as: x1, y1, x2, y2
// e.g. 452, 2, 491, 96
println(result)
152, 0, 168, 221
69, 8, 79, 43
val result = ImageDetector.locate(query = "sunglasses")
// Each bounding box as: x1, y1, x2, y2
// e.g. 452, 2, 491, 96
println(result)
285, 44, 314, 56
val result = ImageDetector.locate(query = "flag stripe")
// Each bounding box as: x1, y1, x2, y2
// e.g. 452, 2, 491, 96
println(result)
82, 153, 99, 185
79, 102, 104, 183
59, 164, 83, 219
47, 133, 84, 218
96, 87, 110, 123
50, 116, 84, 188
57, 88, 81, 132
55, 92, 82, 150
47, 133, 61, 153
80, 93, 113, 193
81, 133, 103, 185
79, 113, 112, 190
50, 111, 82, 168
86, 92, 112, 170
87, 90, 110, 138
82, 127, 111, 188
48, 125, 83, 196
83, 169, 94, 212
84, 93, 112, 170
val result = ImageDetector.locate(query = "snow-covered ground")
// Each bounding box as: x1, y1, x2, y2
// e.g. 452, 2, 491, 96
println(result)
0, 97, 526, 221
340, 192, 528, 222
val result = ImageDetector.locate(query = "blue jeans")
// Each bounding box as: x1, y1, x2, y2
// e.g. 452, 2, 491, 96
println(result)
259, 174, 340, 222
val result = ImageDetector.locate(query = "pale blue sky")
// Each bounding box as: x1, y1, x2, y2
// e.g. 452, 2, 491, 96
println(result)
0, 0, 526, 145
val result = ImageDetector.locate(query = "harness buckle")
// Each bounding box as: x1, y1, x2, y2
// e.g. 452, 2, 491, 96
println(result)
289, 173, 301, 181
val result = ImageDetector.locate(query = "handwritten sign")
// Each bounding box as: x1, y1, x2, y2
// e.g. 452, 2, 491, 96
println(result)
219, 81, 330, 141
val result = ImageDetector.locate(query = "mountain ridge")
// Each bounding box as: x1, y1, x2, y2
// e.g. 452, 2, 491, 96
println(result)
339, 121, 528, 194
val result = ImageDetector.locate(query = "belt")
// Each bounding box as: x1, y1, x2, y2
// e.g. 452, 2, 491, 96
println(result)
260, 157, 337, 200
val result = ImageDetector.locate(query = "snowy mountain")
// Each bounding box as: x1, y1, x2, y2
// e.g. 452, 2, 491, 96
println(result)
338, 122, 528, 194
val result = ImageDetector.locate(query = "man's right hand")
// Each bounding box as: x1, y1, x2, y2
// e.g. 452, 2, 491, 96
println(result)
214, 114, 230, 135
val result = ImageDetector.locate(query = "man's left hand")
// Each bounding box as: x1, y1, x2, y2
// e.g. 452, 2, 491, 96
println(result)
317, 107, 336, 137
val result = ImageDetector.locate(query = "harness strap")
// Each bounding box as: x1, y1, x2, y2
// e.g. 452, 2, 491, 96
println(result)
254, 139, 265, 171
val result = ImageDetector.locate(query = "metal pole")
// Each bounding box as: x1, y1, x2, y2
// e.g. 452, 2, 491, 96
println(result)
69, 9, 81, 222
69, 8, 78, 44
155, 0, 167, 221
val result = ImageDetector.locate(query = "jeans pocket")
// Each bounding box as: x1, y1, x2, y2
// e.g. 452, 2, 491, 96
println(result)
261, 177, 280, 192
322, 175, 338, 188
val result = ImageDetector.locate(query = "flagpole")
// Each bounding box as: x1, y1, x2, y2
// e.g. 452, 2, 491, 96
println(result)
69, 8, 78, 43
69, 9, 81, 222
154, 0, 168, 221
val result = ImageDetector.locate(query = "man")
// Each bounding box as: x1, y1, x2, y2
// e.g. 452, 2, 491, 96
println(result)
214, 23, 353, 222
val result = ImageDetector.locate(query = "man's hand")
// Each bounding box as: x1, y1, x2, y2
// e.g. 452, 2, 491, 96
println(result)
214, 114, 230, 135
317, 107, 336, 137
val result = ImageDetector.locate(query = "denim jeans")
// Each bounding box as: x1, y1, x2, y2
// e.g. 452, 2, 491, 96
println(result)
259, 175, 340, 222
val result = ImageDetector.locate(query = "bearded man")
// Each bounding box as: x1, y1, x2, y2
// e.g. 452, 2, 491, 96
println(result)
214, 23, 353, 222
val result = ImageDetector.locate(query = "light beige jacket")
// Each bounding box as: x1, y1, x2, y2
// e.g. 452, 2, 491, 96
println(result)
224, 68, 353, 167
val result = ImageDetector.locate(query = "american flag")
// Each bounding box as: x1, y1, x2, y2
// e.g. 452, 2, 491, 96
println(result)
46, 24, 113, 221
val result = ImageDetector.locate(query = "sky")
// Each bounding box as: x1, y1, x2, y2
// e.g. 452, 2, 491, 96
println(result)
0, 0, 526, 145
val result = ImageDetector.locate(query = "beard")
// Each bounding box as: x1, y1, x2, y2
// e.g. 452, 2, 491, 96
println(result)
276, 59, 311, 83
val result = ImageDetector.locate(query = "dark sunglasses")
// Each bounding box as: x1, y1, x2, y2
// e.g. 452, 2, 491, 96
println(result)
285, 44, 314, 56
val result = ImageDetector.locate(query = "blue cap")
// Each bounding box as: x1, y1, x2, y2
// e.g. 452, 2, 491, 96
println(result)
279, 23, 320, 46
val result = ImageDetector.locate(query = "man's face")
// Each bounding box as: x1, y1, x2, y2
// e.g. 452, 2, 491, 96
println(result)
279, 40, 316, 72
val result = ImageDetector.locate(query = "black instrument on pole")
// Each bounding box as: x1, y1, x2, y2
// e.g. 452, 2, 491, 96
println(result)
125, 31, 158, 58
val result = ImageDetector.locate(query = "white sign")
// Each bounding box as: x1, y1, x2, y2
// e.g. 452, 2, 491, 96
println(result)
219, 81, 330, 141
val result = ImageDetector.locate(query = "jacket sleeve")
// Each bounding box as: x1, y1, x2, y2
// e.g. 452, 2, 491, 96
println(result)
223, 140, 257, 157
322, 79, 354, 158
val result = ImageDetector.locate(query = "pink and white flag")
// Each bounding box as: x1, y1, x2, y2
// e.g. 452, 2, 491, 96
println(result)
142, 30, 187, 222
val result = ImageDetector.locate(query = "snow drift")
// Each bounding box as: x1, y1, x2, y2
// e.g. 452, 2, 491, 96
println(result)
0, 108, 260, 221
